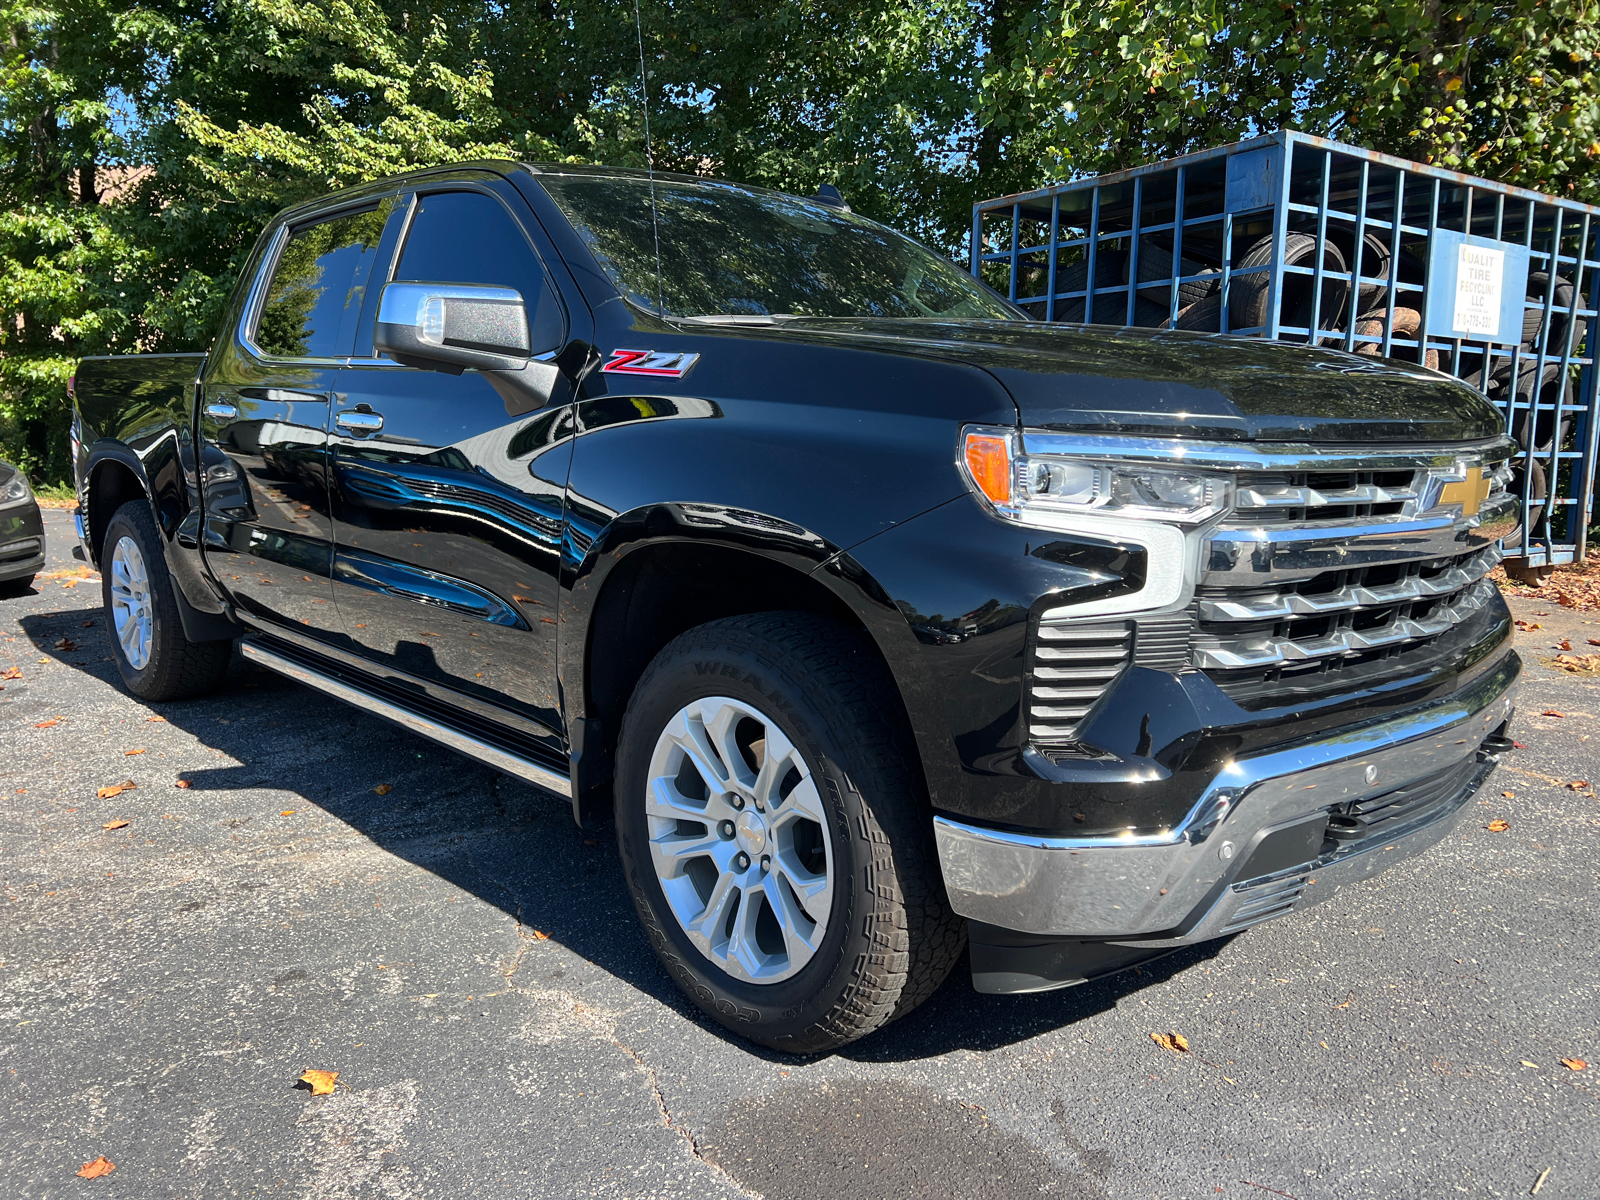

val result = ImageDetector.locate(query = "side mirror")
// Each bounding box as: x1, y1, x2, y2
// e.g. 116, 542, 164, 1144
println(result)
374, 282, 560, 414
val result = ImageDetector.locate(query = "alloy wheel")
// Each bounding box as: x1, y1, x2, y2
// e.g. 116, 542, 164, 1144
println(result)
644, 695, 835, 984
109, 535, 154, 671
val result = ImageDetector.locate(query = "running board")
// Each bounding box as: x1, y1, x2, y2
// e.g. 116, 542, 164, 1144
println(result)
240, 640, 573, 797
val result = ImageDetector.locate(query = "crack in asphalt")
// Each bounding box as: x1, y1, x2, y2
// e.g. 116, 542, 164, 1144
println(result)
464, 843, 754, 1197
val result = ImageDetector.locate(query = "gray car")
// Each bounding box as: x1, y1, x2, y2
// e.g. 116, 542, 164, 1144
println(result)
0, 460, 45, 595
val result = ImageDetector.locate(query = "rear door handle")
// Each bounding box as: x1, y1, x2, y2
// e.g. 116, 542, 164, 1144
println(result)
204, 402, 238, 421
335, 410, 384, 434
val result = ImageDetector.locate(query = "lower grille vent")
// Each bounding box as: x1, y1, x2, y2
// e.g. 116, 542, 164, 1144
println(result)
1027, 620, 1131, 745
1222, 874, 1310, 932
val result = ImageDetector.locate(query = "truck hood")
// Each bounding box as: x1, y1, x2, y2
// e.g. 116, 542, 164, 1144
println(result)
765, 317, 1503, 444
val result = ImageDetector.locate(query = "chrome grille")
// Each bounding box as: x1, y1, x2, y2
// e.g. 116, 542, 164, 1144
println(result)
1194, 544, 1503, 672
1027, 621, 1130, 744
1232, 467, 1419, 524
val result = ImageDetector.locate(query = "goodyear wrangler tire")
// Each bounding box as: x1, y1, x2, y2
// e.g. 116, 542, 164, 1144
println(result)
614, 612, 963, 1053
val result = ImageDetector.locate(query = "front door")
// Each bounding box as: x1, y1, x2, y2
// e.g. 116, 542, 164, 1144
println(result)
328, 186, 575, 738
200, 199, 405, 640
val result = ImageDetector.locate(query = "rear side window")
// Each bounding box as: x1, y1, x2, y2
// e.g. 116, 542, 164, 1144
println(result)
254, 201, 398, 358
394, 191, 564, 353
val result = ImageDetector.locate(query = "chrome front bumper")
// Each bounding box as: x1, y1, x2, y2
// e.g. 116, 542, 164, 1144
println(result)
934, 651, 1519, 944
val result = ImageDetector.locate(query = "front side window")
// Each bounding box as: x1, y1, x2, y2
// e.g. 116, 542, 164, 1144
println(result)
536, 172, 1021, 322
254, 201, 398, 358
393, 191, 564, 353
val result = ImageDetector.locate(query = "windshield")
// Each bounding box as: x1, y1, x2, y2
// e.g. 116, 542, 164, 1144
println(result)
536, 172, 1022, 322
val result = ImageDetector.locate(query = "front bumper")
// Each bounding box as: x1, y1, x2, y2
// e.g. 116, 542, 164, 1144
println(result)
935, 649, 1519, 965
0, 501, 46, 582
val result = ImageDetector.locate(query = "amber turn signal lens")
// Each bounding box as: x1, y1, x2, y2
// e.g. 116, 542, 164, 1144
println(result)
964, 432, 1012, 505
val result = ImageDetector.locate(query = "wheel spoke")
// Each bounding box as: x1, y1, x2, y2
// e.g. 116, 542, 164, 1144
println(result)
702, 700, 757, 791
724, 886, 765, 979
762, 871, 823, 960
751, 723, 799, 810
774, 856, 831, 916
687, 870, 739, 945
667, 709, 731, 795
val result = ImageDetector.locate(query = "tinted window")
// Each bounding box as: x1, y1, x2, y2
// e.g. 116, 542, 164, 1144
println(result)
537, 173, 1020, 321
395, 191, 564, 352
255, 201, 397, 358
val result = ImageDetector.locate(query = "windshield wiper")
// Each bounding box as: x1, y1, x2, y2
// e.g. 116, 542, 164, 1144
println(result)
672, 313, 804, 325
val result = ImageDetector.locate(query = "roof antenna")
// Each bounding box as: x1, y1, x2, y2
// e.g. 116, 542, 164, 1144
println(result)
632, 0, 666, 316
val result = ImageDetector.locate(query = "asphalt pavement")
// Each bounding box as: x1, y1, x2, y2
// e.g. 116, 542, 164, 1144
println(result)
3, 507, 1597, 1199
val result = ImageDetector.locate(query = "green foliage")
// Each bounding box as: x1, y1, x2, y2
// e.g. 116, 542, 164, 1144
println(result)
1, 0, 1594, 482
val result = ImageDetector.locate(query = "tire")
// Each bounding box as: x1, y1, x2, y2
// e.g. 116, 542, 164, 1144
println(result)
614, 612, 964, 1053
1050, 250, 1128, 322
1229, 232, 1349, 339
1125, 241, 1219, 309
101, 499, 233, 701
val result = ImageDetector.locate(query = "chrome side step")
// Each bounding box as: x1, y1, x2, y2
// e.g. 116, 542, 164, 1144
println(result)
240, 640, 572, 797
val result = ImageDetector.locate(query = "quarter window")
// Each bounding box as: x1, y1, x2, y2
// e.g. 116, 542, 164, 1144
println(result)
254, 201, 399, 358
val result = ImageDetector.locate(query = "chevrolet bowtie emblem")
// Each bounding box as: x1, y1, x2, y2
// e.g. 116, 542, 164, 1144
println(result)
1438, 467, 1491, 517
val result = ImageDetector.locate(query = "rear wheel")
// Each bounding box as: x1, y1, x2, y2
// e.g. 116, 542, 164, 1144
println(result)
101, 500, 232, 701
615, 612, 963, 1053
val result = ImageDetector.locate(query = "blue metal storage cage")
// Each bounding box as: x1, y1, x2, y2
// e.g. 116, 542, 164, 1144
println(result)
971, 129, 1600, 567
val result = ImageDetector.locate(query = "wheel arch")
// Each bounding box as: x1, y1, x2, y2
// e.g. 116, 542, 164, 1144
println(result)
85, 451, 152, 567
566, 506, 936, 824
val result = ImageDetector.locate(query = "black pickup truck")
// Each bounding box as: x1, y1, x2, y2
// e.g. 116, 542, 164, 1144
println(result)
71, 161, 1521, 1052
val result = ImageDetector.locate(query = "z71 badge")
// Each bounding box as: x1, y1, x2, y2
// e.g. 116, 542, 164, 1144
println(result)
601, 349, 701, 378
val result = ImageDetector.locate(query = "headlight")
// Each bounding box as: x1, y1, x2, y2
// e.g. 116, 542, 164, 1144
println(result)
961, 427, 1231, 526
0, 472, 32, 507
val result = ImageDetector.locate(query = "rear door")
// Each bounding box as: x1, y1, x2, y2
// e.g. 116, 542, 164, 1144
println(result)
327, 183, 576, 738
200, 198, 406, 639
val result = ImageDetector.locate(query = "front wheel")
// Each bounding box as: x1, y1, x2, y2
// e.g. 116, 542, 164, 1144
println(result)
101, 500, 233, 701
615, 612, 963, 1053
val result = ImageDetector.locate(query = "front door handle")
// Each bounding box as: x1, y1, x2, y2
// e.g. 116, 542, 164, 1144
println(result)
335, 410, 385, 434
204, 402, 238, 421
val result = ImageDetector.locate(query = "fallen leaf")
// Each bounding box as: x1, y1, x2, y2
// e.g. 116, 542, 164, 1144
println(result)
1514, 740, 1527, 749
76, 1156, 116, 1179
1, 666, 21, 679
1487, 819, 1510, 832
1150, 1031, 1190, 1053
1515, 619, 1543, 631
102, 819, 129, 830
1559, 639, 1573, 651
53, 637, 78, 651
81, 620, 94, 628
299, 1068, 338, 1095
145, 715, 166, 723
373, 783, 393, 795
1589, 639, 1600, 647
1502, 791, 1515, 798
34, 719, 59, 728
280, 810, 297, 816
174, 779, 192, 789
1542, 709, 1566, 718
1561, 1058, 1588, 1071
532, 929, 551, 941
124, 748, 145, 756
1567, 780, 1590, 791
1521, 1059, 1539, 1068
96, 780, 136, 799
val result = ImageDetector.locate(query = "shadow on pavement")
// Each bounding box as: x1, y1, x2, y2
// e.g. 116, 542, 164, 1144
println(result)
16, 597, 1229, 1062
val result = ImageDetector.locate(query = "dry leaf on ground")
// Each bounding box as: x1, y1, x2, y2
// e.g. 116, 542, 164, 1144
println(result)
1487, 819, 1511, 832
280, 810, 296, 816
1567, 781, 1591, 791
96, 780, 136, 799
1502, 791, 1516, 798
76, 1156, 115, 1179
532, 929, 551, 940
34, 719, 59, 728
174, 779, 191, 789
124, 748, 144, 756
1547, 653, 1600, 674
1542, 710, 1566, 718
373, 783, 393, 795
145, 715, 166, 722
101, 819, 129, 830
1, 666, 21, 679
1515, 619, 1543, 631
299, 1069, 338, 1095
1520, 1059, 1539, 1068
1150, 1031, 1190, 1053
1561, 1058, 1588, 1071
